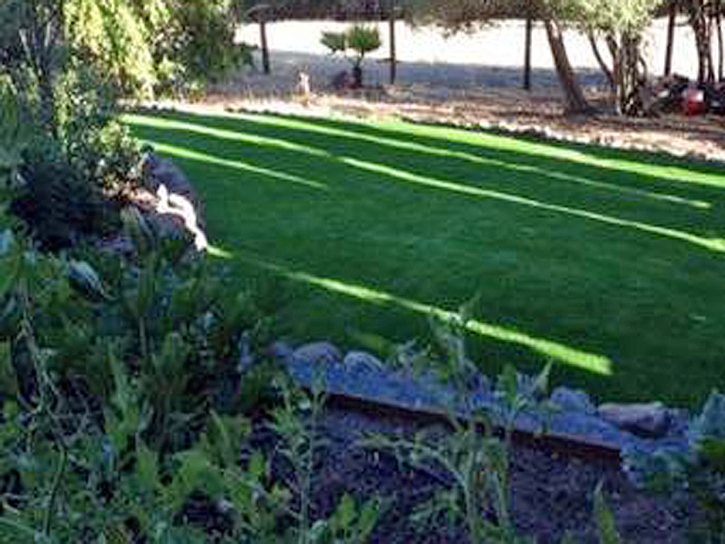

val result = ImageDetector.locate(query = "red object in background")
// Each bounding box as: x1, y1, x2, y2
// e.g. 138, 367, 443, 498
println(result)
683, 88, 706, 115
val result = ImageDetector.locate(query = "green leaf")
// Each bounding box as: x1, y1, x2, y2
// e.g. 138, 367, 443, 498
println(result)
336, 493, 357, 528
530, 361, 553, 397
136, 443, 161, 492
500, 364, 519, 405
594, 481, 622, 544
320, 31, 346, 53
68, 260, 110, 302
698, 438, 725, 472
355, 498, 382, 541
248, 450, 266, 481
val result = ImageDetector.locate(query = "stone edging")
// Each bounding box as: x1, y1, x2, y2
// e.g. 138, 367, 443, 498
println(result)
273, 341, 691, 481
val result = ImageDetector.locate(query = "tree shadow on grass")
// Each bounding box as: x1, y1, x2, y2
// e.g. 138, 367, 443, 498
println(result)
129, 109, 725, 244
125, 108, 725, 407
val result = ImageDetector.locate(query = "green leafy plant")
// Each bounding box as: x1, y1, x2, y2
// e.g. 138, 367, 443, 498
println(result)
321, 24, 381, 88
593, 481, 623, 544
269, 378, 382, 543
0, 225, 383, 542
0, 82, 27, 191
623, 390, 725, 541
365, 308, 551, 543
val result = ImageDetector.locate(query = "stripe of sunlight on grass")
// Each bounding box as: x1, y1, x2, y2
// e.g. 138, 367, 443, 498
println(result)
143, 141, 329, 192
123, 113, 333, 160
368, 117, 725, 191
151, 111, 711, 210
197, 110, 723, 194
209, 247, 613, 376
340, 156, 725, 254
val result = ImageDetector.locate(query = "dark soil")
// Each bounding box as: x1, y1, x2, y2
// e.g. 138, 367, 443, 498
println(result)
250, 403, 700, 544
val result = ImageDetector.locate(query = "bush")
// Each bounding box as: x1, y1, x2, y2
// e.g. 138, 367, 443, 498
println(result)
8, 158, 114, 251
0, 225, 386, 542
153, 0, 253, 95
623, 390, 725, 540
321, 24, 381, 88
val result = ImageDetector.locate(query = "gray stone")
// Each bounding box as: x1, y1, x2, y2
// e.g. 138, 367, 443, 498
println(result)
270, 341, 294, 361
550, 387, 596, 415
293, 342, 342, 366
598, 402, 671, 438
343, 351, 385, 373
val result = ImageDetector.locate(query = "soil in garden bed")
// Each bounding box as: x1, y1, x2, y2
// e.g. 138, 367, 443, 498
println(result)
249, 404, 700, 544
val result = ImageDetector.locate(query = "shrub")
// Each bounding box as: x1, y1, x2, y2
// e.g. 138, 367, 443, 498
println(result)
321, 24, 381, 88
623, 390, 725, 540
0, 227, 384, 542
9, 158, 114, 251
153, 0, 254, 96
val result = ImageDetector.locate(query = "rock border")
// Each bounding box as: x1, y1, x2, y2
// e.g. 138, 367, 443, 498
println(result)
272, 340, 691, 481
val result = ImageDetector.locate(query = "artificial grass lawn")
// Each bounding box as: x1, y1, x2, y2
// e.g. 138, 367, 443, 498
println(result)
125, 109, 725, 408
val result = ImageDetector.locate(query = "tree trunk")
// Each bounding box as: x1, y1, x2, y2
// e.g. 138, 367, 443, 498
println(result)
389, 6, 397, 84
718, 5, 724, 80
618, 33, 645, 116
664, 0, 676, 76
691, 1, 713, 83
259, 12, 270, 75
352, 64, 363, 88
19, 0, 61, 138
543, 16, 590, 114
588, 31, 614, 92
523, 13, 533, 90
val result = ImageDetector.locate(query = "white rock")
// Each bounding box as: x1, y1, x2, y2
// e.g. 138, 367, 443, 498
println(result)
343, 351, 385, 372
598, 402, 670, 438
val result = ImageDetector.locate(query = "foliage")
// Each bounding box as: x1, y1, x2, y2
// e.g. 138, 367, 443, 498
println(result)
0, 221, 383, 542
0, 81, 28, 190
552, 0, 663, 114
64, 0, 157, 98
365, 309, 552, 543
268, 380, 382, 543
0, 0, 252, 109
622, 391, 725, 540
156, 0, 253, 94
8, 158, 113, 251
321, 25, 382, 87
593, 481, 623, 544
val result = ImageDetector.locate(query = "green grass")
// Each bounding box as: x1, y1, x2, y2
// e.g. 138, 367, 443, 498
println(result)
124, 109, 725, 408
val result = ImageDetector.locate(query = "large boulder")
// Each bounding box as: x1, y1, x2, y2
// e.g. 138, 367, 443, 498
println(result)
141, 149, 206, 229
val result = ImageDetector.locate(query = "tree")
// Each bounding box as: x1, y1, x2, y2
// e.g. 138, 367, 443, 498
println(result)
321, 25, 382, 88
681, 0, 725, 83
407, 0, 593, 113
549, 0, 663, 115
0, 0, 66, 136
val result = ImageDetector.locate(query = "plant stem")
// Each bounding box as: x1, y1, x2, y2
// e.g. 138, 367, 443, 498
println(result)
43, 443, 67, 538
139, 317, 149, 368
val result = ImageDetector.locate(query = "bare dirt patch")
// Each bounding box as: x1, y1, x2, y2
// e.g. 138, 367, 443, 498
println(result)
200, 83, 725, 165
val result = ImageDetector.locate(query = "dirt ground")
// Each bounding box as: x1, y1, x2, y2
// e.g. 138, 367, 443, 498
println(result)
237, 405, 699, 543
196, 51, 725, 166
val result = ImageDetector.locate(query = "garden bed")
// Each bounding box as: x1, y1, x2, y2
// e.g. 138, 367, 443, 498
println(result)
244, 401, 697, 543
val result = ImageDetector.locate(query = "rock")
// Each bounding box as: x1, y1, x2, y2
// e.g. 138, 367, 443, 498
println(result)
550, 387, 596, 415
343, 351, 385, 373
270, 341, 294, 361
293, 342, 342, 366
598, 402, 670, 438
141, 149, 206, 228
